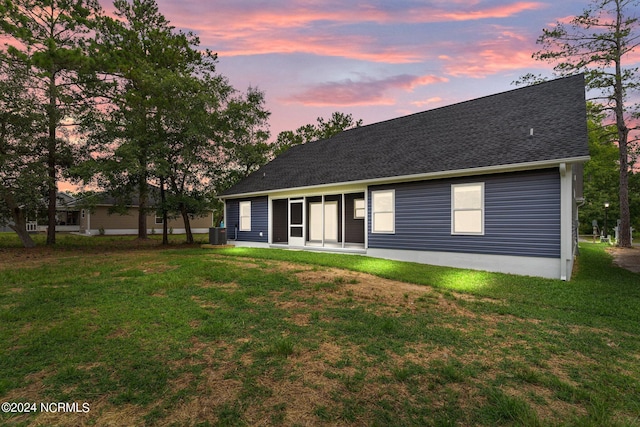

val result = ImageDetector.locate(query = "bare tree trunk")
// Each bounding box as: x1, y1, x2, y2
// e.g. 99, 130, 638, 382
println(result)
614, 4, 631, 248
46, 73, 57, 246
3, 192, 35, 248
162, 208, 168, 244
138, 177, 148, 240
46, 170, 56, 245
10, 221, 36, 248
180, 205, 193, 244
617, 130, 631, 247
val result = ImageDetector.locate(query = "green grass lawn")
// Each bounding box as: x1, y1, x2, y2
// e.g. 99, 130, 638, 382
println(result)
0, 233, 639, 426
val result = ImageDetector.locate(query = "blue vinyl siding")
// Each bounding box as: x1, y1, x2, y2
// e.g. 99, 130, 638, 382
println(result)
368, 169, 561, 258
226, 196, 268, 243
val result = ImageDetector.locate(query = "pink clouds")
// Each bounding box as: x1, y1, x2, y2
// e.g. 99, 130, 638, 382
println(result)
283, 74, 448, 106
166, 1, 546, 62
179, 1, 546, 32
411, 97, 444, 108
205, 33, 425, 64
439, 28, 539, 78
420, 2, 546, 22
146, 1, 579, 134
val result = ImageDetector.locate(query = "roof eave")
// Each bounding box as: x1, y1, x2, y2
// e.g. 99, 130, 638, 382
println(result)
219, 156, 590, 200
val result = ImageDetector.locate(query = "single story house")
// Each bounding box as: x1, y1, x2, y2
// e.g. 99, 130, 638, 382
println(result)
1, 192, 80, 233
76, 191, 213, 236
52, 192, 81, 232
2, 191, 214, 236
220, 75, 589, 280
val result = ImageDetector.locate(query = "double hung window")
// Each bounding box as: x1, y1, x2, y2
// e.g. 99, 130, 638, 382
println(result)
239, 201, 251, 231
371, 190, 395, 234
451, 183, 484, 235
354, 199, 365, 219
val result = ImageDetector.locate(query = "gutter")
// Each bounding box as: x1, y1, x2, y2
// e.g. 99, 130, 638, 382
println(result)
219, 156, 590, 200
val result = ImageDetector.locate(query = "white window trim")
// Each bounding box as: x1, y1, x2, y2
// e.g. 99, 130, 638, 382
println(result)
451, 183, 485, 236
239, 201, 251, 231
354, 199, 365, 219
155, 214, 164, 225
371, 189, 395, 234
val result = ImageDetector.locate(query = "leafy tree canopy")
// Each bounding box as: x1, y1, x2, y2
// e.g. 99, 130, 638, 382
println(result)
272, 111, 363, 157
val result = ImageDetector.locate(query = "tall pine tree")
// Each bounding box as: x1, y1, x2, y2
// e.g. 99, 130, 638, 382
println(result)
0, 0, 102, 245
89, 0, 208, 240
530, 0, 639, 247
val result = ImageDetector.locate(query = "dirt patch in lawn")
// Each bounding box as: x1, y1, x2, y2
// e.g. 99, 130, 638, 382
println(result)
205, 253, 264, 269
6, 252, 621, 426
0, 247, 69, 270
277, 262, 436, 302
607, 246, 640, 273
0, 240, 176, 271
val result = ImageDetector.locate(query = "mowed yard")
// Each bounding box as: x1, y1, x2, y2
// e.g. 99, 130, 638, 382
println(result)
0, 234, 639, 426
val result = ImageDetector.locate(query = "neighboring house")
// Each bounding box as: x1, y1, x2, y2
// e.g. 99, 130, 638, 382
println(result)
220, 75, 589, 280
1, 222, 38, 233
52, 192, 81, 232
1, 193, 77, 233
76, 190, 213, 236
11, 189, 214, 236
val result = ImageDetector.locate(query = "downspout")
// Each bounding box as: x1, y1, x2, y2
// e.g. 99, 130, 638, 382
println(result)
559, 163, 573, 280
219, 197, 236, 241
341, 194, 346, 249
575, 198, 586, 255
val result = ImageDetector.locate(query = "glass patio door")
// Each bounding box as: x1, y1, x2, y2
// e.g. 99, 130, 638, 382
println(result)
309, 201, 338, 242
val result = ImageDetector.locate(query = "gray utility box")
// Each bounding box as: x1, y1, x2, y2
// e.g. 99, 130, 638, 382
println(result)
209, 227, 227, 245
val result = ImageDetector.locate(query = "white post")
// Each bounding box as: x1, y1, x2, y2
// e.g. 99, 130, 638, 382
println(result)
559, 163, 573, 280
342, 194, 346, 249
364, 190, 369, 250
321, 195, 325, 247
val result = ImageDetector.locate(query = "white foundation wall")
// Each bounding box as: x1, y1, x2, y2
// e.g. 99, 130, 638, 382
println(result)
226, 240, 564, 280
367, 248, 563, 280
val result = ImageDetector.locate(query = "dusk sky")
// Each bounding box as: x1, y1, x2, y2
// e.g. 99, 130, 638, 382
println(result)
134, 1, 631, 138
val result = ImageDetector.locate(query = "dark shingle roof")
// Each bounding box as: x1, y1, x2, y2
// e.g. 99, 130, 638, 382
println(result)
222, 75, 589, 197
71, 186, 162, 207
